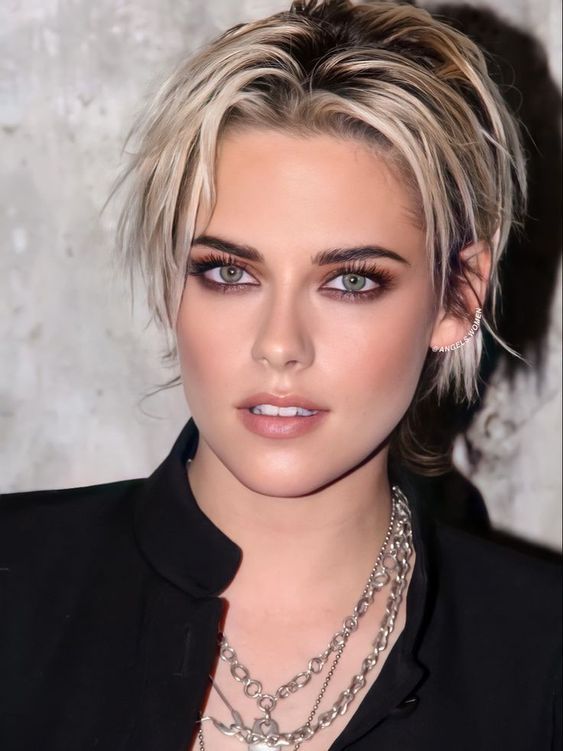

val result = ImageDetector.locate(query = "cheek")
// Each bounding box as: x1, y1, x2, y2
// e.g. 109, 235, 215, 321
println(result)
176, 284, 241, 354
321, 295, 431, 412
176, 297, 222, 391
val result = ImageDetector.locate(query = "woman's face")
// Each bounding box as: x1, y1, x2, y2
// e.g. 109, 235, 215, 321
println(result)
176, 128, 439, 497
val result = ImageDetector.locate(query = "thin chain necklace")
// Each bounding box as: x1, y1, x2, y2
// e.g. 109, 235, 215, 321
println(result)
199, 646, 343, 751
197, 484, 413, 750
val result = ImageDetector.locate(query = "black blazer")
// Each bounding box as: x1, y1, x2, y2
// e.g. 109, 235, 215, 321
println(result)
0, 419, 561, 751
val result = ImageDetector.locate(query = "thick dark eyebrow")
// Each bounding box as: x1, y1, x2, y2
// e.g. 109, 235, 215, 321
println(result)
191, 235, 264, 262
191, 235, 410, 266
312, 246, 410, 266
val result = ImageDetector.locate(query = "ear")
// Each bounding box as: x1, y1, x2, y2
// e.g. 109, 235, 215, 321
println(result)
429, 240, 492, 350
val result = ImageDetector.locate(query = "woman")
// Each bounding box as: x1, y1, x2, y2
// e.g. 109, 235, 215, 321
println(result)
0, 1, 560, 750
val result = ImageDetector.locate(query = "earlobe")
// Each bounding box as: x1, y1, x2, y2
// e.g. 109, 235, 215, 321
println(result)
430, 308, 482, 352
429, 240, 491, 352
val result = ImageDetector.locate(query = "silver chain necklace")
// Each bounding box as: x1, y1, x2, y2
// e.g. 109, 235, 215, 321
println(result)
198, 485, 413, 750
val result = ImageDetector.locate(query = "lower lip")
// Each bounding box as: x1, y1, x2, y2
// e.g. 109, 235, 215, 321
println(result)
238, 409, 328, 439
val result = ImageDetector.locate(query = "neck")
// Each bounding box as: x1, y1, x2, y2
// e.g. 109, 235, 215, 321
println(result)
187, 440, 393, 617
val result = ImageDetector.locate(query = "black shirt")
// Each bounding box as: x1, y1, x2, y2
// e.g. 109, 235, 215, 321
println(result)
0, 419, 561, 751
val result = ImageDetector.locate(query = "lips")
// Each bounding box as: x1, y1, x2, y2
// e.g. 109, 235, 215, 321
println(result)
236, 393, 329, 438
237, 392, 326, 412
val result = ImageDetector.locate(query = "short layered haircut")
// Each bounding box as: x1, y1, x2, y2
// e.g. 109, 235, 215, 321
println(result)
114, 0, 527, 472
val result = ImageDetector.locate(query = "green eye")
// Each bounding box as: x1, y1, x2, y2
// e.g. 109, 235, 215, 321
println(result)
219, 265, 244, 283
341, 273, 367, 292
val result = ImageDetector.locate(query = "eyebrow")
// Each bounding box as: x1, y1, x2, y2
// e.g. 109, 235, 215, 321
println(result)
191, 234, 411, 267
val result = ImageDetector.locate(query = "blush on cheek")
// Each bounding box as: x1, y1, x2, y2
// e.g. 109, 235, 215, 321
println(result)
365, 324, 429, 419
177, 314, 233, 416
176, 323, 201, 395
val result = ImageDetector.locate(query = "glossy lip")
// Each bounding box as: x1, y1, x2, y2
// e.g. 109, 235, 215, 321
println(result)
237, 392, 327, 411
237, 392, 329, 439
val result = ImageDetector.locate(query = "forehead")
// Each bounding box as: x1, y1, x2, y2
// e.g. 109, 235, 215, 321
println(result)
195, 128, 425, 264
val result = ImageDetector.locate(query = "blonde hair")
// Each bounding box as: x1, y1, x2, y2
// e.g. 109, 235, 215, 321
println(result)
113, 0, 527, 473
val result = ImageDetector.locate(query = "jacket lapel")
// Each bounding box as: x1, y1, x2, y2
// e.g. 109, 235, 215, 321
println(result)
125, 582, 223, 751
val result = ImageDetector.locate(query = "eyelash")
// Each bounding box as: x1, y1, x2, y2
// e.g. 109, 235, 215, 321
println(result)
186, 252, 396, 301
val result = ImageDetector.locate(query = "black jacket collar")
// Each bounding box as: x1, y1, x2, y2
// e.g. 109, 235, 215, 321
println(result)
134, 417, 435, 645
134, 418, 435, 743
134, 419, 242, 598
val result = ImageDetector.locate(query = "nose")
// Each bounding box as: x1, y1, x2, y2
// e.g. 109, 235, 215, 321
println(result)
251, 291, 314, 371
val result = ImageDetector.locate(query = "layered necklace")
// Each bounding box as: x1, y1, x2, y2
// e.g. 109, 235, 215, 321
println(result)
197, 484, 413, 750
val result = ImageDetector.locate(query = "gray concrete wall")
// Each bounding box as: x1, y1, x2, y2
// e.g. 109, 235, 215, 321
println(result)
1, 0, 561, 550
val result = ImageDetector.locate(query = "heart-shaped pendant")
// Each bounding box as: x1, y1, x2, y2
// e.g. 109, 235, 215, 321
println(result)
248, 717, 281, 751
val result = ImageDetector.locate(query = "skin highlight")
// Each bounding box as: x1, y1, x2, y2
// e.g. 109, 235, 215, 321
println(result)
175, 128, 490, 749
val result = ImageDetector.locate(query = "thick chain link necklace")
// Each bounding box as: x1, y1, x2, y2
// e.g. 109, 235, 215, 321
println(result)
197, 485, 413, 750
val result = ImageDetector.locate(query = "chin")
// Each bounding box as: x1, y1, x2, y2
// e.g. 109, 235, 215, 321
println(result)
228, 469, 335, 499
219, 448, 360, 499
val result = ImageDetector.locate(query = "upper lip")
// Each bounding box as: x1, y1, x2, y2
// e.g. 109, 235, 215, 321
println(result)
238, 393, 327, 411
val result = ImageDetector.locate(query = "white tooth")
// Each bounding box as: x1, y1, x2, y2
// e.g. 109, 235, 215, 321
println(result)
279, 406, 298, 417
252, 404, 280, 416
264, 404, 280, 416
250, 404, 319, 417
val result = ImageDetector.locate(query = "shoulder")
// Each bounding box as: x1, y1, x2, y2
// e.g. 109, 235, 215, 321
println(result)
0, 476, 143, 508
0, 477, 144, 523
0, 478, 145, 568
429, 520, 561, 654
424, 522, 561, 740
0, 478, 151, 657
434, 521, 561, 600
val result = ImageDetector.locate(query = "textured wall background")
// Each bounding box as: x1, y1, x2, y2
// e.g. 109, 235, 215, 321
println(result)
1, 0, 561, 550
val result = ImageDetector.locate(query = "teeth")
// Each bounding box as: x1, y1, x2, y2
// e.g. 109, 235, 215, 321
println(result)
250, 404, 318, 417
